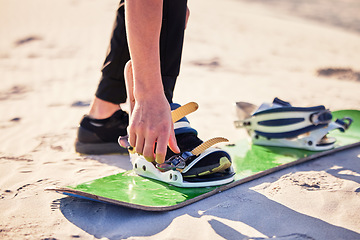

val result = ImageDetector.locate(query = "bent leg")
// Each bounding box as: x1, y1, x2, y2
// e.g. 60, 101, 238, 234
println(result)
94, 0, 188, 106
95, 1, 129, 105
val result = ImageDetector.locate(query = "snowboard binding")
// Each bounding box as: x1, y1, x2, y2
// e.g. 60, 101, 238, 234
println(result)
119, 102, 234, 188
234, 98, 353, 151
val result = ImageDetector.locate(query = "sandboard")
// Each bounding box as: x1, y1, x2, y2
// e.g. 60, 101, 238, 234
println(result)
46, 110, 360, 211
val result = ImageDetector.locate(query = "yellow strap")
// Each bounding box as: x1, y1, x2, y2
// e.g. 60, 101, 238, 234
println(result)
190, 137, 228, 156
171, 102, 198, 123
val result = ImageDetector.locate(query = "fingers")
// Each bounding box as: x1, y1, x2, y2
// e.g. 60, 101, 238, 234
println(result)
129, 125, 151, 161
155, 134, 168, 164
128, 129, 137, 150
143, 136, 156, 162
128, 123, 167, 163
128, 125, 178, 164
127, 98, 178, 164
135, 136, 145, 157
168, 130, 180, 155
132, 131, 171, 164
155, 124, 179, 163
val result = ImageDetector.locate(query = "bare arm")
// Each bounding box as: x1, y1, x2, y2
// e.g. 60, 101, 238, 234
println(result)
125, 0, 180, 163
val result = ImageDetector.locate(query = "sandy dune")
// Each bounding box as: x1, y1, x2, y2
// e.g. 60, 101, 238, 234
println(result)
0, 0, 359, 239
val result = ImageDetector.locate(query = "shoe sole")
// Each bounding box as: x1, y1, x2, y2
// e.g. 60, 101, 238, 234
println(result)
75, 140, 129, 155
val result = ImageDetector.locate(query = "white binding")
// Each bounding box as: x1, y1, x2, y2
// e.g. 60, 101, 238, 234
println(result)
130, 151, 234, 188
235, 100, 349, 151
251, 121, 344, 151
242, 111, 321, 134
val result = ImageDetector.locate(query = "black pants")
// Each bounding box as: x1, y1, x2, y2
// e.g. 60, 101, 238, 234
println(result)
95, 0, 188, 104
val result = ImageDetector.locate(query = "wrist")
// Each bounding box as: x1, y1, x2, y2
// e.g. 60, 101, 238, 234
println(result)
134, 87, 165, 102
133, 74, 165, 101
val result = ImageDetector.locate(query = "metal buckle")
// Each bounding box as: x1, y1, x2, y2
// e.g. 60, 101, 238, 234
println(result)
156, 151, 193, 172
336, 117, 353, 130
310, 110, 332, 125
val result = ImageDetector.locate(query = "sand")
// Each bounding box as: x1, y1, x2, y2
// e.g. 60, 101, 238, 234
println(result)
0, 0, 359, 239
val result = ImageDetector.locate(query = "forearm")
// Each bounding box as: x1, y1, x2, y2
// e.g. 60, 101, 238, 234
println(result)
125, 0, 164, 101
124, 0, 179, 163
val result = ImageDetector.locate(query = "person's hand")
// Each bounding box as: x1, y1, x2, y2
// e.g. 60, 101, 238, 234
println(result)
128, 95, 180, 164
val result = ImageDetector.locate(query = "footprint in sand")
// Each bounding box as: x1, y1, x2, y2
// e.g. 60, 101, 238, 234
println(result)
1, 179, 54, 200
14, 36, 42, 47
0, 117, 22, 129
317, 67, 360, 82
191, 57, 222, 70
0, 85, 30, 101
32, 133, 71, 153
71, 100, 91, 107
281, 171, 344, 191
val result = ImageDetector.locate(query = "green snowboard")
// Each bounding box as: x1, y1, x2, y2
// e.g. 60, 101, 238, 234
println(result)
47, 110, 360, 211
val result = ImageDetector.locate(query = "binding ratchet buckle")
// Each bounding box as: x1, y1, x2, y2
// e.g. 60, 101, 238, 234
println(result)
157, 137, 229, 172
310, 109, 332, 125
336, 117, 353, 130
157, 152, 193, 172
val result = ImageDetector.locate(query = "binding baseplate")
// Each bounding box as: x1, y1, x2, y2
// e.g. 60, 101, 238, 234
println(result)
130, 137, 234, 188
119, 102, 234, 188
234, 98, 353, 151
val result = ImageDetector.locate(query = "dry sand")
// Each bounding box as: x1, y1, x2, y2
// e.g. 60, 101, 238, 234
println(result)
0, 0, 359, 239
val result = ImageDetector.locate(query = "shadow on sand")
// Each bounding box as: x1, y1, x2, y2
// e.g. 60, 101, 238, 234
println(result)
57, 147, 360, 239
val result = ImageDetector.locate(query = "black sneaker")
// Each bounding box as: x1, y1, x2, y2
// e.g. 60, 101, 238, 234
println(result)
75, 109, 129, 154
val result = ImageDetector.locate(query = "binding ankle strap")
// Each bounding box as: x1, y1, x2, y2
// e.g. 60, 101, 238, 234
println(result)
171, 103, 198, 135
